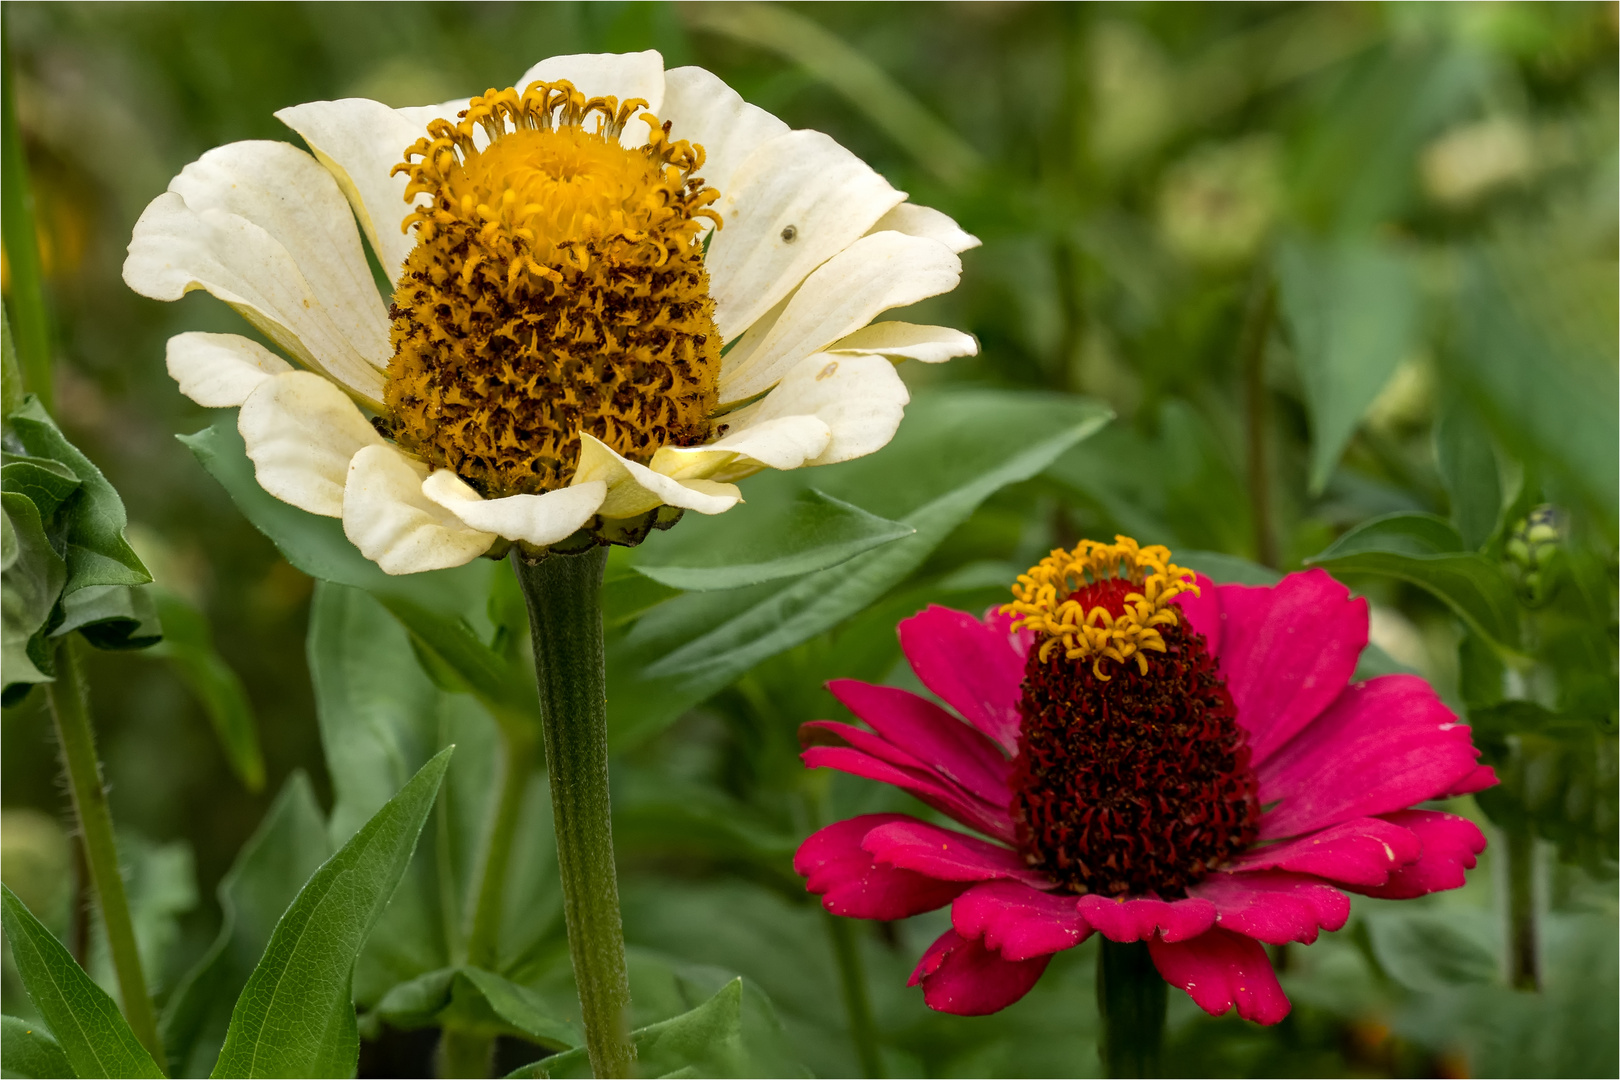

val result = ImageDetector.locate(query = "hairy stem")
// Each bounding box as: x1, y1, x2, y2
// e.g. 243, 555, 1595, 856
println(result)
46, 638, 163, 1062
1096, 939, 1166, 1079
512, 546, 634, 1078
824, 911, 885, 1078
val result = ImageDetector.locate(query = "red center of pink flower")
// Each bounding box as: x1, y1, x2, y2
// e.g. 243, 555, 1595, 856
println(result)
1011, 614, 1260, 898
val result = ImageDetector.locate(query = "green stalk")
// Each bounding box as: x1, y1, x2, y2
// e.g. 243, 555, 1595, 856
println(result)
1, 28, 52, 408
45, 637, 163, 1062
436, 729, 539, 1079
823, 911, 885, 1078
512, 546, 634, 1079
1505, 816, 1540, 991
1096, 939, 1166, 1079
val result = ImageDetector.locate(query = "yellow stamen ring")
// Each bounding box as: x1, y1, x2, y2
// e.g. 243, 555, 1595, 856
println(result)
1000, 535, 1200, 680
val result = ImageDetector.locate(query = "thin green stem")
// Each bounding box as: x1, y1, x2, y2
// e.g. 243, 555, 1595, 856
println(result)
45, 637, 163, 1062
512, 546, 634, 1079
823, 911, 885, 1078
1505, 815, 1540, 991
1096, 939, 1165, 1079
466, 729, 537, 971
437, 1027, 496, 1080
1, 28, 53, 408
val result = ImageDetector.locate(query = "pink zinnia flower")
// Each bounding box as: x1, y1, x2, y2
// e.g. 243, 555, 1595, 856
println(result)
794, 537, 1495, 1024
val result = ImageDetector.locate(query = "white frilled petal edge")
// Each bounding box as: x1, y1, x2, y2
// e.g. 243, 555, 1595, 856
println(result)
126, 51, 980, 574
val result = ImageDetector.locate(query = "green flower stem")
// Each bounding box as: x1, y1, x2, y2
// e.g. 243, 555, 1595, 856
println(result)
1096, 939, 1166, 1079
1505, 815, 1540, 991
823, 911, 885, 1078
1, 28, 53, 408
438, 1027, 496, 1080
512, 546, 634, 1079
45, 637, 163, 1063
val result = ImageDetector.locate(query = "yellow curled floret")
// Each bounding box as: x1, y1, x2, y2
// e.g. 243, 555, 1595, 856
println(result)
1001, 535, 1200, 680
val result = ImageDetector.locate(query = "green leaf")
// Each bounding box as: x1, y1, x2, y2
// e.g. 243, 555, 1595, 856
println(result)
53, 584, 162, 652
211, 748, 453, 1079
607, 390, 1111, 745
0, 885, 164, 1079
88, 832, 197, 1008
1363, 907, 1498, 993
159, 773, 329, 1079
2, 456, 81, 520
1276, 236, 1421, 495
5, 397, 149, 594
629, 488, 913, 591
370, 966, 579, 1051
147, 589, 264, 792
1435, 396, 1503, 551
520, 978, 797, 1079
1, 491, 64, 694
181, 418, 534, 725
1, 1014, 74, 1079
1, 304, 23, 418
1306, 512, 1521, 651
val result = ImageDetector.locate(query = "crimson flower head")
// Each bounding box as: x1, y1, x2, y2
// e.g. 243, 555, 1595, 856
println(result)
794, 536, 1496, 1023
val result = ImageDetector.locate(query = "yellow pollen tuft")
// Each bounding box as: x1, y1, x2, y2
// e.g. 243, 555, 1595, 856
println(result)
384, 81, 725, 497
1000, 535, 1200, 680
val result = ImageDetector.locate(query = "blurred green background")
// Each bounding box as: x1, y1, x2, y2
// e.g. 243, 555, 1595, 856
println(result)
2, 2, 1616, 1077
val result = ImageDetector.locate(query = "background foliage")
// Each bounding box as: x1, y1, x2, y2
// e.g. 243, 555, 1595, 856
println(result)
1, 2, 1615, 1077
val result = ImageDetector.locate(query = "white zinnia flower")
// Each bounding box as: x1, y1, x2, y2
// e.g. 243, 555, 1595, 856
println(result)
124, 51, 978, 574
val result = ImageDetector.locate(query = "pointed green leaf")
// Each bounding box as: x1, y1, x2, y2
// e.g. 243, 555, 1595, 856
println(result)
629, 488, 913, 591
0, 885, 163, 1078
5, 397, 149, 593
1, 492, 64, 695
210, 748, 453, 1079
523, 979, 748, 1079
1306, 511, 1521, 650
1435, 396, 1504, 550
1276, 236, 1421, 495
2, 1015, 74, 1079
371, 967, 579, 1051
53, 584, 162, 652
2, 456, 80, 520
159, 773, 329, 1078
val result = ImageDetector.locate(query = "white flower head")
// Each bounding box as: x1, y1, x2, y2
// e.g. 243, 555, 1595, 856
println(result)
125, 51, 978, 574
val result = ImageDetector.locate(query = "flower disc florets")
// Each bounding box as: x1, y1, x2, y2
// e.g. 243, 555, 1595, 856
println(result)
1005, 536, 1259, 897
385, 81, 724, 497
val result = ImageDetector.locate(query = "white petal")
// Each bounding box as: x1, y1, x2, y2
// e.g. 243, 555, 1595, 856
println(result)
724, 351, 910, 467
421, 471, 606, 547
343, 445, 495, 574
166, 332, 293, 408
651, 415, 832, 483
513, 51, 665, 146
275, 98, 433, 283
658, 66, 789, 220
827, 321, 978, 364
238, 371, 384, 517
124, 143, 389, 407
574, 433, 741, 518
706, 130, 906, 343
867, 203, 981, 253
717, 232, 962, 404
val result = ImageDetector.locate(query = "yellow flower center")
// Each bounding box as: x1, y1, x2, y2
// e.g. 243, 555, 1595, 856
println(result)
384, 81, 724, 497
1001, 535, 1199, 679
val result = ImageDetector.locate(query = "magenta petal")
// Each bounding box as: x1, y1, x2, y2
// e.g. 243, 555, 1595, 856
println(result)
862, 818, 1048, 886
1173, 573, 1224, 655
1224, 817, 1422, 886
981, 606, 1036, 661
795, 814, 969, 919
951, 881, 1091, 961
908, 928, 1052, 1016
1257, 675, 1483, 840
828, 679, 1013, 804
1353, 810, 1488, 900
1190, 870, 1349, 945
898, 606, 1026, 752
1440, 763, 1499, 798
800, 744, 1016, 842
1076, 894, 1216, 944
1148, 928, 1291, 1025
1214, 570, 1367, 764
